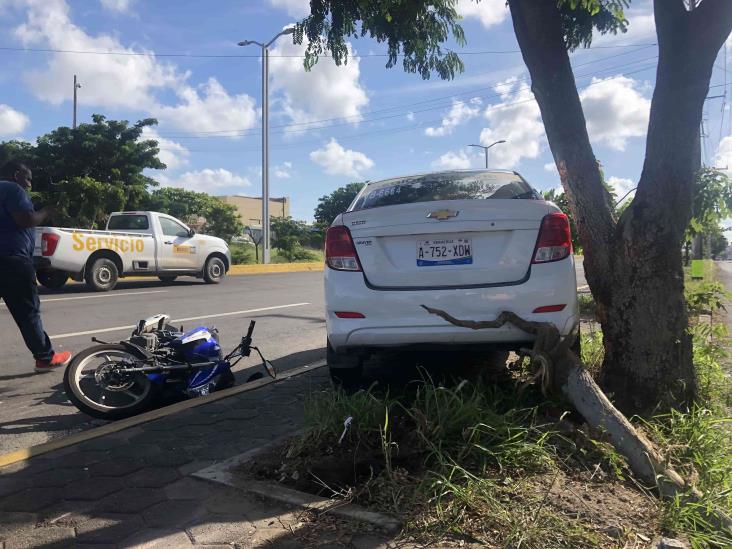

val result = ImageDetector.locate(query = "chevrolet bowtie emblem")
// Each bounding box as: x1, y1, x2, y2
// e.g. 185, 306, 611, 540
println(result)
427, 209, 459, 221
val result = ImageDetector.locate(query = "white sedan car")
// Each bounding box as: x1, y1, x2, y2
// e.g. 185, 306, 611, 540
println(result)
324, 169, 579, 385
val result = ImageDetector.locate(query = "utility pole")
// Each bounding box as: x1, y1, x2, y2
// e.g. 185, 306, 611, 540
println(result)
469, 140, 506, 169
73, 75, 81, 129
238, 28, 294, 264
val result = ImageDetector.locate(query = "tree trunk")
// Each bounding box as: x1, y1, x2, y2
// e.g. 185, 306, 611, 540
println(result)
507, 0, 732, 413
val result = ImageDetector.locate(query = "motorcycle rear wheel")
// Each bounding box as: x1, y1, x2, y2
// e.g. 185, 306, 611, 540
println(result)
64, 344, 157, 420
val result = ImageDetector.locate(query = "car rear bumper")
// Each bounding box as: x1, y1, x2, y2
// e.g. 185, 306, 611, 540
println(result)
325, 257, 579, 353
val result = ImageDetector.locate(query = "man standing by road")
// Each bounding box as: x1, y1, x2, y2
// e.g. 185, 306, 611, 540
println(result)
0, 161, 71, 372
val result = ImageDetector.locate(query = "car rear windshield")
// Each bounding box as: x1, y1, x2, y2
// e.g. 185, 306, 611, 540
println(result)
350, 171, 539, 211
107, 215, 150, 231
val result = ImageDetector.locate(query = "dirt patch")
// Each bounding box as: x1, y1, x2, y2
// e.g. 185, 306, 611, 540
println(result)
235, 431, 661, 547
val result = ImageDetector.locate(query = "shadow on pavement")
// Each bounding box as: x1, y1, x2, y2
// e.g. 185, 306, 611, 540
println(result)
37, 279, 203, 296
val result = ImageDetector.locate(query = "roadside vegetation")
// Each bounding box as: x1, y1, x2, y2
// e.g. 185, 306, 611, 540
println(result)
244, 268, 731, 548
229, 242, 323, 265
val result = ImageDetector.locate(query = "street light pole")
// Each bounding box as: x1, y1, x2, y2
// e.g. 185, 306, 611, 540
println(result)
73, 75, 81, 129
239, 28, 294, 264
469, 140, 506, 169
261, 44, 269, 264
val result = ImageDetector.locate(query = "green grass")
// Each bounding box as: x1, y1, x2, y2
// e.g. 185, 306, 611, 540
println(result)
297, 378, 607, 546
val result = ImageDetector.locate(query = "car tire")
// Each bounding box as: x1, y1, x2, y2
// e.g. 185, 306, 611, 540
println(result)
571, 333, 582, 358
327, 340, 363, 391
37, 270, 68, 290
85, 258, 119, 292
203, 256, 226, 284
158, 276, 177, 285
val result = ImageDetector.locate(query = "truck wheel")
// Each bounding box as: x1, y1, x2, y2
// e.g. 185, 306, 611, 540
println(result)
203, 256, 226, 284
37, 270, 68, 290
327, 339, 363, 391
86, 258, 119, 292
158, 276, 177, 285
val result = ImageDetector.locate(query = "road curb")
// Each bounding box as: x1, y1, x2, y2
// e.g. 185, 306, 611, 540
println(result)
193, 433, 402, 534
228, 262, 323, 275
0, 359, 326, 469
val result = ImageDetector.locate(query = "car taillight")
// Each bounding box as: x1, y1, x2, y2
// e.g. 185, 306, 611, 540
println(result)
532, 213, 572, 264
41, 233, 60, 257
325, 226, 362, 271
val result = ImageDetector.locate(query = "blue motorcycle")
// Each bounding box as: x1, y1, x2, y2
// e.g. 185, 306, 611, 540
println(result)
63, 314, 275, 420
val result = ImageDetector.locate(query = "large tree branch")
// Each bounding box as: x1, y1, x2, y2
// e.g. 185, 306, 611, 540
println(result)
619, 0, 732, 265
507, 0, 616, 306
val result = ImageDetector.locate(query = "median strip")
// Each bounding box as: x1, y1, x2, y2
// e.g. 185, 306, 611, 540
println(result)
50, 302, 311, 340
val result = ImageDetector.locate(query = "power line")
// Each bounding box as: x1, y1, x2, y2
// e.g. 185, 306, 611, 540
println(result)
158, 63, 663, 155
0, 43, 658, 59
158, 49, 659, 139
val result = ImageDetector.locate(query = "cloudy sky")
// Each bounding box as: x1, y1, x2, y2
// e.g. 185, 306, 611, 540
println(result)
0, 0, 729, 222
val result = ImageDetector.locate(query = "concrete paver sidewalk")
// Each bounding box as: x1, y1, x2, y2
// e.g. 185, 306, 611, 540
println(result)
0, 368, 394, 548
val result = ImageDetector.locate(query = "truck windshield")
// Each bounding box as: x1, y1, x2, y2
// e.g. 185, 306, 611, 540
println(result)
350, 171, 539, 211
107, 215, 150, 231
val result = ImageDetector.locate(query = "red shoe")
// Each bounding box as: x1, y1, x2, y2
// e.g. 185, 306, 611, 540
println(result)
35, 351, 73, 373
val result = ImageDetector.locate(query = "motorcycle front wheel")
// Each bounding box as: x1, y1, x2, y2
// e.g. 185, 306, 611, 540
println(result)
63, 344, 157, 420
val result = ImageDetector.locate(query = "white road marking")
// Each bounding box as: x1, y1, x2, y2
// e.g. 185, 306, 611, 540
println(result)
49, 302, 311, 340
24, 290, 167, 305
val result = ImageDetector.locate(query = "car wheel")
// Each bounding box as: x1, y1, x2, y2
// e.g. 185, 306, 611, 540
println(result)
85, 258, 119, 292
158, 276, 177, 285
327, 340, 363, 391
37, 270, 68, 290
203, 256, 226, 284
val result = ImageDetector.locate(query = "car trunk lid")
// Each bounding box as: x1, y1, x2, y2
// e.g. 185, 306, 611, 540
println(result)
343, 199, 552, 289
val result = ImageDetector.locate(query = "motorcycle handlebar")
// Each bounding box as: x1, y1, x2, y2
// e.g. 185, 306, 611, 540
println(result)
245, 320, 255, 341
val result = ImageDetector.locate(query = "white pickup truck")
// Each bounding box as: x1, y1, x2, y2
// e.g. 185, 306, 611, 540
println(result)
33, 211, 232, 292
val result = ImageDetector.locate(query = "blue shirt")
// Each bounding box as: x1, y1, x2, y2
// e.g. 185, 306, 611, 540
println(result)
0, 180, 35, 258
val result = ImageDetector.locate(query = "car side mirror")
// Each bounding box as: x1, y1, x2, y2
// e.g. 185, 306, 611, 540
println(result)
188, 228, 196, 237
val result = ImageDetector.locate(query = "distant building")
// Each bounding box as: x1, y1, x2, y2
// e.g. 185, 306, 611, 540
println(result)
217, 195, 290, 227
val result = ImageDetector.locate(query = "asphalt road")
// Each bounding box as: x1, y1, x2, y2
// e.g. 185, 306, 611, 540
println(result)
0, 272, 326, 454
0, 261, 588, 454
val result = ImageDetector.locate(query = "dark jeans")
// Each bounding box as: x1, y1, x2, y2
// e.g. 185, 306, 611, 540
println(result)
0, 256, 54, 361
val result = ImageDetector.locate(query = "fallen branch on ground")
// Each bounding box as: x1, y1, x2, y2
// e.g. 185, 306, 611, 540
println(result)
421, 305, 732, 533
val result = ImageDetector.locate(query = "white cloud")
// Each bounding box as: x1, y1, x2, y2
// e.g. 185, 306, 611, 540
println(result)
715, 136, 732, 172
479, 78, 544, 168
607, 176, 636, 200
266, 0, 310, 18
10, 0, 256, 139
141, 127, 189, 171
310, 138, 373, 178
99, 0, 134, 13
425, 98, 482, 137
269, 34, 368, 131
156, 78, 257, 134
456, 0, 509, 29
544, 162, 556, 172
15, 0, 183, 109
580, 76, 650, 151
0, 104, 30, 136
158, 169, 252, 194
406, 111, 415, 122
431, 149, 478, 170
274, 161, 293, 179
594, 4, 655, 46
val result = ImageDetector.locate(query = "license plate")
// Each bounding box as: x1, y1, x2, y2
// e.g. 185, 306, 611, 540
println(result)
417, 238, 472, 266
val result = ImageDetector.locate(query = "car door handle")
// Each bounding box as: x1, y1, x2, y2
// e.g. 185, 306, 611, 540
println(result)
164, 241, 173, 245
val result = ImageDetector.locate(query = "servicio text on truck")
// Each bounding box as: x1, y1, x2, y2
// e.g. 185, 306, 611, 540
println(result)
33, 211, 231, 292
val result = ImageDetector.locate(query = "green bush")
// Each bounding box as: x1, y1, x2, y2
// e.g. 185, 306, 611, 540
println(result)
685, 280, 730, 316
229, 243, 256, 265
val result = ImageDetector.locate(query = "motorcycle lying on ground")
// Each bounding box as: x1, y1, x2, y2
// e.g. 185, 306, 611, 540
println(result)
63, 314, 276, 420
